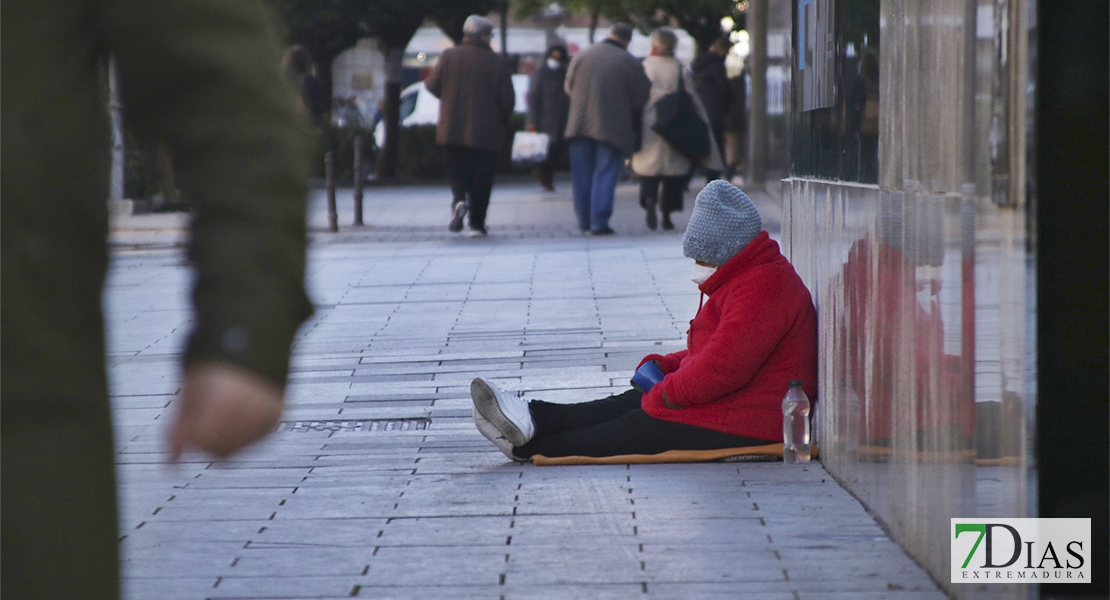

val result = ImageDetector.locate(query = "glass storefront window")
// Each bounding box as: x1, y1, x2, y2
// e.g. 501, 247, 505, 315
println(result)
791, 0, 880, 183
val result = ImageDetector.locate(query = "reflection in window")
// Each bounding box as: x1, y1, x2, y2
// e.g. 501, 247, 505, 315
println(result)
791, 0, 880, 183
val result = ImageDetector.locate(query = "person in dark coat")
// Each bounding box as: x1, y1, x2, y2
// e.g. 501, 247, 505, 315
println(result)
281, 45, 324, 127
691, 37, 733, 181
526, 45, 570, 191
425, 15, 516, 236
2, 1, 314, 596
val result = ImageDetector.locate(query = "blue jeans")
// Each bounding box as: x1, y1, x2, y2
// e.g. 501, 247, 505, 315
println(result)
567, 138, 624, 231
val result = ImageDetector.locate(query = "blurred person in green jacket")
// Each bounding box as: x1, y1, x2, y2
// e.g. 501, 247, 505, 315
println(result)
1, 1, 315, 597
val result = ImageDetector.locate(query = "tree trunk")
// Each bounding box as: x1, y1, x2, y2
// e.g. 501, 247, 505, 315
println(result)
499, 2, 508, 56
588, 0, 601, 44
376, 47, 405, 179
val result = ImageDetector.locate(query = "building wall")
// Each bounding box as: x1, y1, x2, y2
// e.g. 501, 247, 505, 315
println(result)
778, 0, 1034, 596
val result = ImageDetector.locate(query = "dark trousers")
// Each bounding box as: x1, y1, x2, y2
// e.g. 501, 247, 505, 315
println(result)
514, 389, 772, 458
444, 145, 496, 229
639, 176, 687, 213
534, 139, 566, 188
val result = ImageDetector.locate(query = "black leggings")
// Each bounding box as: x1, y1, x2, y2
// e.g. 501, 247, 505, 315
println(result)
513, 389, 773, 459
638, 176, 686, 213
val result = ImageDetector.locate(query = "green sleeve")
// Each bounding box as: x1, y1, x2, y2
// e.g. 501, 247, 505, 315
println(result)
100, 0, 314, 386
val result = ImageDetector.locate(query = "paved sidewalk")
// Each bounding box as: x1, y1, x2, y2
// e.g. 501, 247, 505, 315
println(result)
108, 176, 946, 599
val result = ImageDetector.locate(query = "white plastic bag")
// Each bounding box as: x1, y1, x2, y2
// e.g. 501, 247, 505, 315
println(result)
511, 131, 550, 166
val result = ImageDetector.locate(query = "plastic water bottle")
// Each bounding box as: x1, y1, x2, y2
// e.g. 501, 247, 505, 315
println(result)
782, 380, 811, 463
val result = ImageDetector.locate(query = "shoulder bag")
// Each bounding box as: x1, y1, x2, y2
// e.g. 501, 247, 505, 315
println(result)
650, 65, 710, 160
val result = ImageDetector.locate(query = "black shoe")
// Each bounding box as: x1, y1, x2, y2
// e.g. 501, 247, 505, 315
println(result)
589, 227, 615, 236
661, 214, 674, 230
534, 168, 555, 192
449, 201, 468, 233
578, 224, 590, 233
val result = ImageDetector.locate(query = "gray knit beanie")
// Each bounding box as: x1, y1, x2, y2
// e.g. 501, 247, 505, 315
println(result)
682, 180, 762, 266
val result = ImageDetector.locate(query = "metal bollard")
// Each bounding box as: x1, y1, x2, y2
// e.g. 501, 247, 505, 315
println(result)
324, 150, 338, 232
353, 136, 364, 226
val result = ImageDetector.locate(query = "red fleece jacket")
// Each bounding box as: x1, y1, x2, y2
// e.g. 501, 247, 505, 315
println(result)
638, 231, 817, 441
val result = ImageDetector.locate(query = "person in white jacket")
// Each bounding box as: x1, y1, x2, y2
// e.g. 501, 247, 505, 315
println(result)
631, 28, 723, 230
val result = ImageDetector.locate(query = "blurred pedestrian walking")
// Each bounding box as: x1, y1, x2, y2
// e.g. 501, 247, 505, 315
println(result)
1, 1, 314, 598
564, 23, 651, 235
631, 29, 723, 231
723, 65, 748, 181
282, 44, 325, 127
425, 15, 516, 237
526, 45, 571, 192
691, 36, 733, 182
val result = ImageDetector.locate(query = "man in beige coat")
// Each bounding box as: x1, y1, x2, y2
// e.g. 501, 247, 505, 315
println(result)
631, 28, 723, 230
564, 23, 651, 234
425, 15, 516, 236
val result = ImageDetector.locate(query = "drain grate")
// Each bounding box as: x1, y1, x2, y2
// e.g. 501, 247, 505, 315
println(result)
278, 419, 430, 433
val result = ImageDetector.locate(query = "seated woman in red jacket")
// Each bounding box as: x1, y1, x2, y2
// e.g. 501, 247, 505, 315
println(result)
470, 180, 817, 460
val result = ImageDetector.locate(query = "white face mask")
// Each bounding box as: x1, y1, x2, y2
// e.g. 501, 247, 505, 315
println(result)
691, 263, 718, 285
546, 58, 561, 70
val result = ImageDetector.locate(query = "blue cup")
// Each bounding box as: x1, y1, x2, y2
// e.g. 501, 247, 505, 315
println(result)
631, 360, 665, 393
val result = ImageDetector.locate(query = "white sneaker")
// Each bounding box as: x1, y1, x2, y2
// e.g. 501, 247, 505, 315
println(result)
470, 378, 535, 447
473, 407, 524, 462
448, 201, 468, 233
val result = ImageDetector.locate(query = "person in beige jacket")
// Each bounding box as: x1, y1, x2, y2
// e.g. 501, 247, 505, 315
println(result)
631, 29, 724, 230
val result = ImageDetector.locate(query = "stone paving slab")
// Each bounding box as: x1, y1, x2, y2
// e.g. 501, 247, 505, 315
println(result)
107, 180, 946, 599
